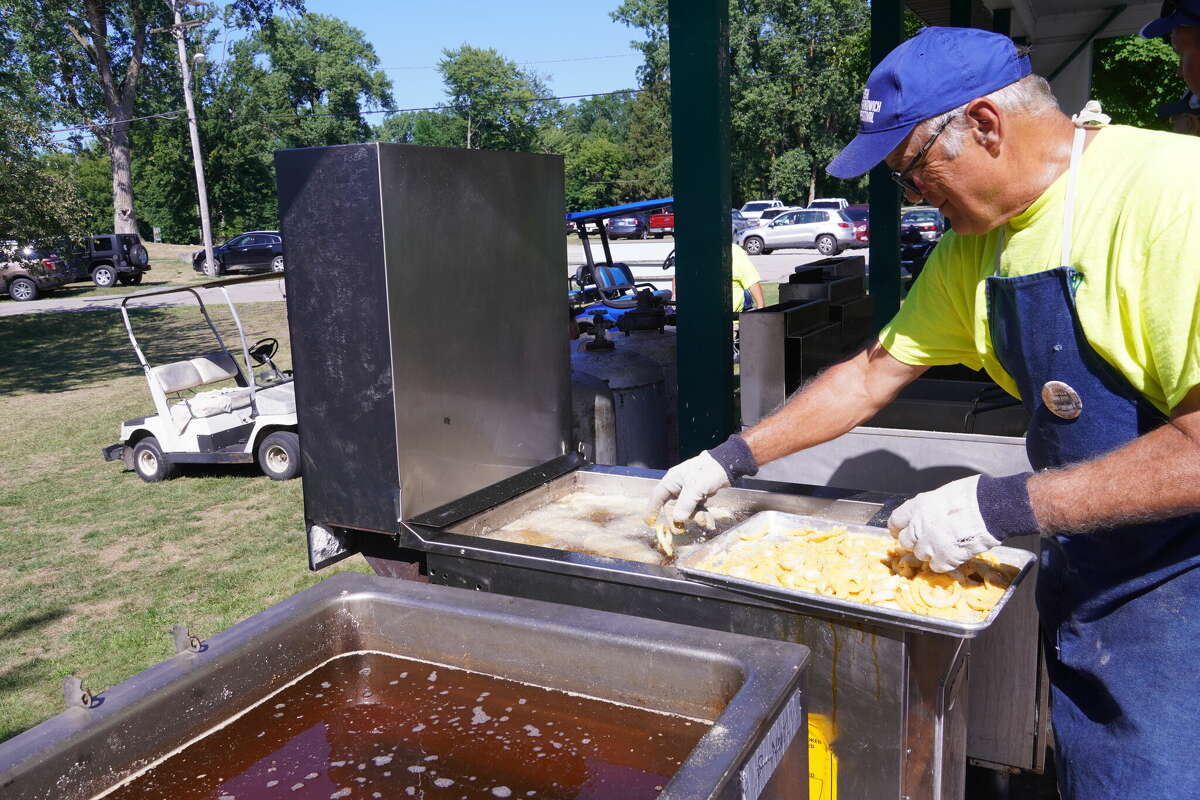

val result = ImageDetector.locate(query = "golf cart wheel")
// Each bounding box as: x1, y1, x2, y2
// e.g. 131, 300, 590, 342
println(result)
816, 234, 840, 256
258, 431, 301, 481
743, 236, 765, 256
132, 437, 176, 482
8, 277, 38, 302
92, 265, 117, 288
271, 255, 285, 273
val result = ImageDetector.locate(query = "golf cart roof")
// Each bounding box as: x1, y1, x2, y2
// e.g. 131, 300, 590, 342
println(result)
567, 197, 673, 223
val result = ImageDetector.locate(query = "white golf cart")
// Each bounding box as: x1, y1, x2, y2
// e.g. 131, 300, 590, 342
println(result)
102, 273, 300, 482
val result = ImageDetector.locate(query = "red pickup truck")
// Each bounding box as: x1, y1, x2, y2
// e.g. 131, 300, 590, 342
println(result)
647, 208, 674, 238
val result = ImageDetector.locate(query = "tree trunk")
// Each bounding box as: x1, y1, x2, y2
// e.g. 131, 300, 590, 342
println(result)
808, 168, 817, 207
109, 118, 137, 233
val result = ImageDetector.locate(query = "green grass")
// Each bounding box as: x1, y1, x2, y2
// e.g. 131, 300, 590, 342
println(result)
0, 302, 371, 743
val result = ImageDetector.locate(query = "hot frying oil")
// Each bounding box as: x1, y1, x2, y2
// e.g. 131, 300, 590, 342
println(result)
96, 651, 709, 799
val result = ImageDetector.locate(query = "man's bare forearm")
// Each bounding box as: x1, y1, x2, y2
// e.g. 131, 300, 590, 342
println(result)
1028, 412, 1200, 533
742, 341, 927, 466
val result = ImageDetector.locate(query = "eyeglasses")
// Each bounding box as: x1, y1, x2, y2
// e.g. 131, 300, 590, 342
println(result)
890, 114, 958, 198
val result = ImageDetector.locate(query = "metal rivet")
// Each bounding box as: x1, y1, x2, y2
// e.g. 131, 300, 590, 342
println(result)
1052, 343, 1064, 352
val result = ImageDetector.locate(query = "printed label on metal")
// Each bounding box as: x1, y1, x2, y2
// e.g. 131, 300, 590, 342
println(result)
741, 688, 805, 799
1042, 380, 1083, 419
808, 713, 839, 800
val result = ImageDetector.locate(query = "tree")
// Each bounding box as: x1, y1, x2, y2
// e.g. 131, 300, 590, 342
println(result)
203, 13, 394, 237
768, 148, 813, 205
611, 0, 874, 205
1091, 35, 1187, 131
618, 85, 672, 199
437, 45, 560, 151
6, 0, 303, 235
0, 110, 89, 242
376, 110, 463, 148
565, 135, 626, 211
40, 145, 114, 235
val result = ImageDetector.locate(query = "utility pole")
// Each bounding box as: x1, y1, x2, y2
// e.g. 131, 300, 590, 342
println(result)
156, 1, 216, 276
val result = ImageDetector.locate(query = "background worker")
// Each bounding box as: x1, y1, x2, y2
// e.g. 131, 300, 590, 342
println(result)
648, 27, 1200, 797
732, 243, 765, 312
1143, 0, 1200, 94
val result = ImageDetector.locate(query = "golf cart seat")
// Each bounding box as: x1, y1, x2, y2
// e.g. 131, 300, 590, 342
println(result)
151, 351, 254, 426
593, 263, 672, 308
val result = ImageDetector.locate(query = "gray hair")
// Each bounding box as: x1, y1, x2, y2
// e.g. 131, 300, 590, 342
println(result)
915, 74, 1059, 158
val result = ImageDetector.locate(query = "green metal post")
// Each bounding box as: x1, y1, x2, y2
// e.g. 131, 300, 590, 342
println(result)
868, 0, 904, 332
668, 0, 733, 459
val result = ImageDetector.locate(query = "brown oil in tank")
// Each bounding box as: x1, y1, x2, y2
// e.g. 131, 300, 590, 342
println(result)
95, 651, 709, 799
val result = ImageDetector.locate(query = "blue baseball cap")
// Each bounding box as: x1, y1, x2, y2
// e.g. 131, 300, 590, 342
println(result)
827, 27, 1032, 179
1142, 0, 1200, 38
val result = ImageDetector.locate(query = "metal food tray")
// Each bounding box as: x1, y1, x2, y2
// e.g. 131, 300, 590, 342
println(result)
676, 510, 1036, 638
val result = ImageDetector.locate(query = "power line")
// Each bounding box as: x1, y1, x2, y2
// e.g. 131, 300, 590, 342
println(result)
383, 53, 639, 71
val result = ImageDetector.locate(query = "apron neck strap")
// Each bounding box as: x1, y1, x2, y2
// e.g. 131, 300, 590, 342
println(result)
1060, 125, 1086, 268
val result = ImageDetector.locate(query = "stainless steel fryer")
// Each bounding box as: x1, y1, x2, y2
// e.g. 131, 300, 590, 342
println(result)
275, 142, 1043, 800
0, 573, 809, 800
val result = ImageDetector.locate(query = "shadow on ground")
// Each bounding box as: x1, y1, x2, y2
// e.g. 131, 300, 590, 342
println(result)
0, 307, 234, 396
47, 280, 179, 299
0, 608, 70, 640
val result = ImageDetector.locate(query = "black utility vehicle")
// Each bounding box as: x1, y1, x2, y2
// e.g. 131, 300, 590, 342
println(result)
192, 231, 284, 276
69, 234, 152, 287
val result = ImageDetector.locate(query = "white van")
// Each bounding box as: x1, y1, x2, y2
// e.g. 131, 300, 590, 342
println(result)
739, 199, 785, 220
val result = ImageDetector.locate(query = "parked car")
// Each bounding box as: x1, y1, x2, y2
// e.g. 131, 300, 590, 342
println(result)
647, 208, 674, 238
193, 231, 285, 275
731, 209, 755, 236
736, 208, 863, 256
843, 204, 870, 245
67, 233, 151, 287
900, 207, 948, 241
808, 197, 850, 210
0, 240, 71, 301
604, 214, 649, 240
755, 207, 800, 227
738, 199, 784, 220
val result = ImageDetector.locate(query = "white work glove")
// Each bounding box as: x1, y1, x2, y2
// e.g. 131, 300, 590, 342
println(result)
887, 475, 1002, 573
646, 435, 759, 526
647, 451, 731, 526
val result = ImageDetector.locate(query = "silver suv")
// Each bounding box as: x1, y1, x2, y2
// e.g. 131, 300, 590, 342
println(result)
736, 208, 864, 256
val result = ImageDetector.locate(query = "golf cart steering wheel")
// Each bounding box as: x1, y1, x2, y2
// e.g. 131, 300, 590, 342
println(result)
248, 337, 279, 365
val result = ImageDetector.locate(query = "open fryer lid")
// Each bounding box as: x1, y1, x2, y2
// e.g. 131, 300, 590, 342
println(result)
276, 143, 571, 530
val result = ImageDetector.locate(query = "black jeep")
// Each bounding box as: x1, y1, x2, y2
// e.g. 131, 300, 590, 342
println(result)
68, 234, 151, 287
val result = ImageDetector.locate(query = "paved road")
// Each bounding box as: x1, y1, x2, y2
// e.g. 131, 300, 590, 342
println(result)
2, 240, 866, 317
0, 277, 288, 317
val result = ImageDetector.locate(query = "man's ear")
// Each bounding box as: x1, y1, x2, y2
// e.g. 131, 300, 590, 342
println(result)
964, 98, 1003, 156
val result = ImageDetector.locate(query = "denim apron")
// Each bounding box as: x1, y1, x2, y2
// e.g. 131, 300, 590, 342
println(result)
985, 124, 1200, 797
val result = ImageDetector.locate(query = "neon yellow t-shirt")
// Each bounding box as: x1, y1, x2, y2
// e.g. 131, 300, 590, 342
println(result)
732, 244, 762, 312
879, 125, 1200, 415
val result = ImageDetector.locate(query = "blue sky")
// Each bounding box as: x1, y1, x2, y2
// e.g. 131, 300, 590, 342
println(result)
262, 1, 649, 111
